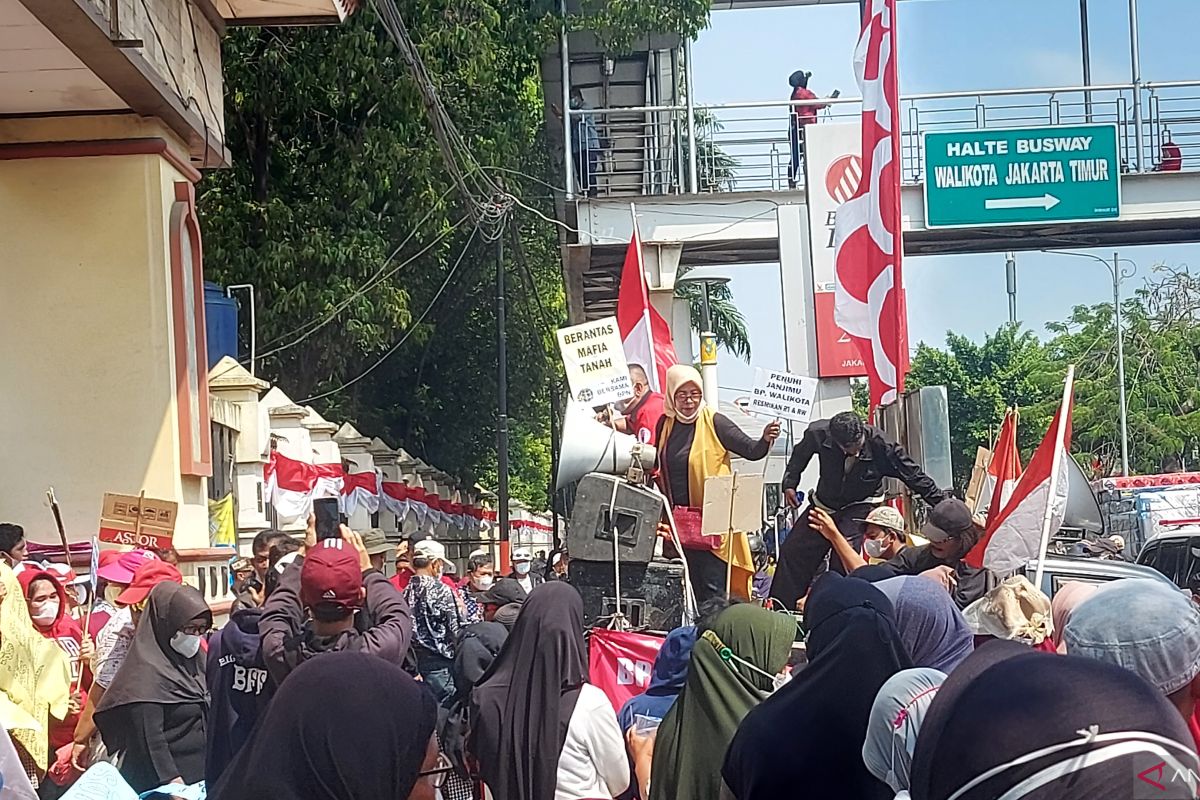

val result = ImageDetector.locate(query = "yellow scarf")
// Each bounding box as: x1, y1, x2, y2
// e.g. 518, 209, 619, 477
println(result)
0, 562, 72, 770
663, 406, 754, 599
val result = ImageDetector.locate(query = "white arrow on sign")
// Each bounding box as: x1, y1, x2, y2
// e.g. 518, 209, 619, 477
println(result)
984, 194, 1061, 211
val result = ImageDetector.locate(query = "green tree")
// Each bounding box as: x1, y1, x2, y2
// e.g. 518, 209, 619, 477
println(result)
908, 325, 1054, 490
200, 2, 711, 508
1043, 266, 1200, 476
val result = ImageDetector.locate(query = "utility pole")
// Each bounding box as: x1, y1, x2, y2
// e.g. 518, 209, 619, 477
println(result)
1005, 252, 1018, 324
1113, 251, 1130, 477
496, 233, 510, 550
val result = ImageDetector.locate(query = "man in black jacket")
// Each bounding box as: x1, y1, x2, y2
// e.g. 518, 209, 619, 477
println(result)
260, 529, 413, 686
770, 411, 948, 609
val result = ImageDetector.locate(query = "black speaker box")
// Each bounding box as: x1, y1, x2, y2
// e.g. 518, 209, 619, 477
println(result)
570, 558, 686, 631
567, 473, 662, 563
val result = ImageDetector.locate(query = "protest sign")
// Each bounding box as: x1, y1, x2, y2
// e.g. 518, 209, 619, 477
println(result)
556, 316, 634, 407
588, 628, 664, 712
98, 491, 177, 551
749, 368, 819, 423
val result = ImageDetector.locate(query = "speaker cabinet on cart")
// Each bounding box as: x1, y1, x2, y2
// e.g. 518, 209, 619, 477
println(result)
570, 559, 686, 631
567, 473, 662, 563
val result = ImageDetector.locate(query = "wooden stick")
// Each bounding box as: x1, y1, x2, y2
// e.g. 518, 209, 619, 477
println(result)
46, 487, 70, 563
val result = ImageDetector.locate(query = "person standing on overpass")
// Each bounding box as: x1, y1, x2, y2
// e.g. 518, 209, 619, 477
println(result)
769, 411, 948, 610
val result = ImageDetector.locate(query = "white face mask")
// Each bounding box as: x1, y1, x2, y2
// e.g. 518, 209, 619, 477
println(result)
69, 585, 87, 606
864, 537, 888, 559
514, 562, 531, 576
170, 632, 202, 659
30, 599, 59, 625
104, 584, 124, 605
471, 575, 494, 591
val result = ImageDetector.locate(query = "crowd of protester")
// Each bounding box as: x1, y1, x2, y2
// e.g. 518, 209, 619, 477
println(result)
2, 490, 1200, 800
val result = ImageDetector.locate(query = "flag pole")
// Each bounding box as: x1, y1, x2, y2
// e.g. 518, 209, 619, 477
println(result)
630, 202, 659, 392
1032, 365, 1075, 590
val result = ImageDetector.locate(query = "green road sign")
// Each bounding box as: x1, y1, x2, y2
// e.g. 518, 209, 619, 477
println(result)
922, 124, 1121, 228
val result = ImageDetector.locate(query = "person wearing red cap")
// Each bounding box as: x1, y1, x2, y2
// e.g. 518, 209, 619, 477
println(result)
261, 529, 413, 685
70, 558, 181, 773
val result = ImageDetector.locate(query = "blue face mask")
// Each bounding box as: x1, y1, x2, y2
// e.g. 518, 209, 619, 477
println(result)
514, 562, 531, 576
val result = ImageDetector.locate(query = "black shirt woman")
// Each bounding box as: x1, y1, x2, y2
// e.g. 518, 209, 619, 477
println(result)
95, 581, 211, 794
655, 364, 780, 603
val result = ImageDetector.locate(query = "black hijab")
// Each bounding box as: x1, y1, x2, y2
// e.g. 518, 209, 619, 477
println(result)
455, 622, 509, 689
210, 652, 437, 800
910, 652, 1199, 800
95, 582, 209, 712
470, 582, 588, 800
441, 622, 510, 776
722, 574, 911, 800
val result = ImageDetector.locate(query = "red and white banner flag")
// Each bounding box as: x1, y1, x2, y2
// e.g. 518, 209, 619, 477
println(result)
979, 408, 1023, 522
616, 221, 677, 393
966, 375, 1075, 574
380, 481, 411, 518
832, 0, 908, 409
340, 470, 380, 517
588, 628, 664, 712
264, 451, 344, 520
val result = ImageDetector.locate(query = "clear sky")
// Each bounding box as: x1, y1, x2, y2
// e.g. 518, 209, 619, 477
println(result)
690, 0, 1200, 396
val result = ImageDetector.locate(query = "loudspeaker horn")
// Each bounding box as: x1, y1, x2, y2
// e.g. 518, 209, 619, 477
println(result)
556, 401, 657, 490
1063, 454, 1103, 533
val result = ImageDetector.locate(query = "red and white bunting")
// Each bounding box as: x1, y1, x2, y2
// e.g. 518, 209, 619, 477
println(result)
263, 451, 345, 519
340, 470, 381, 517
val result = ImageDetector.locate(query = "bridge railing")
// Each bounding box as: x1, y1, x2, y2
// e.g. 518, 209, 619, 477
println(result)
564, 81, 1200, 199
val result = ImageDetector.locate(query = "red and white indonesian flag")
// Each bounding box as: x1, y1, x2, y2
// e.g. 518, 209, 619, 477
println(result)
340, 470, 381, 517
616, 222, 677, 393
264, 451, 345, 519
966, 376, 1075, 574
832, 0, 908, 409
979, 408, 1023, 522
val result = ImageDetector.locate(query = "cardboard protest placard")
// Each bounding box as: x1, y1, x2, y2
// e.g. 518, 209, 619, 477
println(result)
749, 368, 819, 424
556, 316, 634, 407
98, 492, 177, 551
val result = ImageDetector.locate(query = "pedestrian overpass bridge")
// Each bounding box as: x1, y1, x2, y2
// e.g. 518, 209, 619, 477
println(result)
559, 82, 1200, 324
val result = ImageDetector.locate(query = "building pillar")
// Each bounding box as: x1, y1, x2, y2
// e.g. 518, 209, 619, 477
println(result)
0, 118, 215, 547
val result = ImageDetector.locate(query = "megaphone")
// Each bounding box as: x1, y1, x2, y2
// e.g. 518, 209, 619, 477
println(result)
1063, 454, 1103, 533
556, 401, 657, 490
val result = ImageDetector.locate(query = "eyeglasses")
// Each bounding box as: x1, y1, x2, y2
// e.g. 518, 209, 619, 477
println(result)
179, 624, 211, 636
417, 754, 453, 788
674, 390, 703, 402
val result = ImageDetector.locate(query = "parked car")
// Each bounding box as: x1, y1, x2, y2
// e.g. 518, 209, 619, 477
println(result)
1022, 555, 1179, 599
1136, 525, 1200, 590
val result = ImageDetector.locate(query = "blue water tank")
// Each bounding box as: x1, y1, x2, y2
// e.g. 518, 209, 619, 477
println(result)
204, 282, 239, 368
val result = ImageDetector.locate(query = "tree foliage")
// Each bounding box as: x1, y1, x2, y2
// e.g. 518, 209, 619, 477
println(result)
200, 2, 710, 508
908, 267, 1200, 490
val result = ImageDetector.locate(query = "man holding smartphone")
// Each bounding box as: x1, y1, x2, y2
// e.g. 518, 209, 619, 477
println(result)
260, 525, 413, 685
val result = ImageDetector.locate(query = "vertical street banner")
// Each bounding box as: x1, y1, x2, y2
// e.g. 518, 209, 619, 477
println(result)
803, 121, 867, 378
556, 316, 635, 407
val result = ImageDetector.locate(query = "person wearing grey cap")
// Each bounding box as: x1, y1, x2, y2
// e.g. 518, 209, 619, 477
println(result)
1064, 578, 1200, 742
359, 528, 392, 574
867, 498, 997, 610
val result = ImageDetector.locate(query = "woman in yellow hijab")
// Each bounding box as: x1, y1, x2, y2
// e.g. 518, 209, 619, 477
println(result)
655, 365, 780, 602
